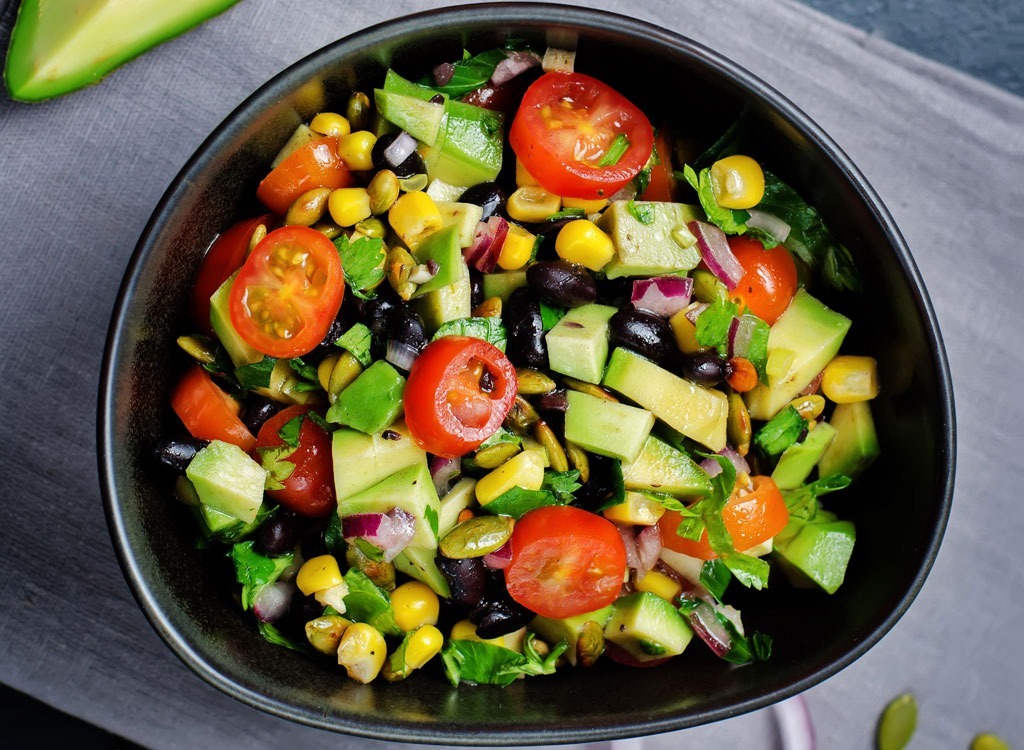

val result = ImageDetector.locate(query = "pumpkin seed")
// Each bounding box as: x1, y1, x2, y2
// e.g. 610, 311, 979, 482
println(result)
970, 734, 1011, 750
327, 351, 363, 402
788, 393, 826, 421
439, 515, 515, 558
563, 377, 618, 402
305, 614, 351, 655
565, 441, 590, 483
312, 219, 343, 240
345, 543, 396, 589
576, 619, 605, 667
505, 395, 540, 433
345, 91, 372, 131
516, 368, 556, 395
386, 246, 418, 300
534, 421, 568, 473
176, 335, 217, 364
727, 392, 752, 457
475, 441, 521, 469
285, 187, 332, 226
877, 693, 917, 750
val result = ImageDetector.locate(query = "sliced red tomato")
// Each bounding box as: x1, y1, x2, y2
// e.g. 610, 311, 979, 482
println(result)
659, 475, 789, 560
728, 236, 798, 325
403, 336, 517, 458
253, 405, 335, 518
190, 214, 272, 332
505, 505, 627, 619
509, 71, 654, 200
228, 225, 344, 359
170, 364, 255, 451
256, 136, 353, 216
639, 127, 675, 202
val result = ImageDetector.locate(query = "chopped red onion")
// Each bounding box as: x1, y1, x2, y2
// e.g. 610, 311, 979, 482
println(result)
383, 131, 418, 168
430, 455, 461, 497
617, 524, 641, 572
728, 314, 758, 359
775, 695, 816, 750
689, 220, 744, 290
746, 209, 791, 244
700, 446, 751, 478
253, 581, 293, 623
631, 276, 693, 317
343, 507, 417, 562
636, 525, 662, 577
407, 263, 437, 285
490, 50, 541, 86
483, 541, 512, 570
433, 62, 455, 87
688, 599, 733, 657
385, 339, 419, 372
684, 301, 709, 326
463, 216, 509, 273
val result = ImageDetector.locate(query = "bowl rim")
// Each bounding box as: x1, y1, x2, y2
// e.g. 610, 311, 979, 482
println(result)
98, 2, 957, 744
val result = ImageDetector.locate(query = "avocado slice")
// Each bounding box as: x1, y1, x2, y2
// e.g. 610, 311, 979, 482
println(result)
185, 440, 267, 524
4, 0, 241, 102
773, 513, 856, 594
546, 303, 618, 384
563, 390, 655, 463
604, 592, 693, 662
817, 401, 880, 479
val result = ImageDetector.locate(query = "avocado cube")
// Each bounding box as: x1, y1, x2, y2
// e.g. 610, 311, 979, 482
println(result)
209, 272, 263, 368
620, 435, 712, 498
425, 100, 504, 186
774, 516, 856, 594
332, 421, 426, 502
326, 360, 405, 434
817, 401, 880, 479
481, 270, 528, 302
185, 440, 267, 524
545, 303, 618, 383
435, 202, 484, 248
411, 226, 465, 297
563, 390, 655, 463
530, 605, 614, 666
374, 89, 445, 146
604, 592, 693, 662
597, 201, 702, 279
412, 258, 472, 335
339, 462, 441, 550
772, 421, 838, 490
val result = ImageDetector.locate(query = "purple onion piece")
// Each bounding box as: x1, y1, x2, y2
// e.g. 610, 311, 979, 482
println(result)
385, 339, 419, 372
746, 209, 792, 244
534, 389, 569, 413
688, 600, 733, 657
253, 581, 293, 623
490, 50, 541, 86
728, 314, 758, 359
343, 507, 416, 562
636, 524, 662, 577
684, 301, 709, 326
382, 131, 418, 168
463, 216, 509, 273
482, 541, 512, 570
699, 447, 751, 478
630, 275, 693, 317
430, 455, 461, 497
775, 696, 817, 750
689, 219, 744, 290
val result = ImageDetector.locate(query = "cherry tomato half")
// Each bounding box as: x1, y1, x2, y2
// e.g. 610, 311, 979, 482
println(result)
170, 364, 256, 451
253, 405, 336, 518
728, 236, 798, 325
403, 336, 518, 458
659, 475, 789, 560
638, 127, 676, 202
256, 136, 354, 216
190, 214, 272, 332
510, 71, 654, 200
228, 226, 345, 359
505, 505, 627, 619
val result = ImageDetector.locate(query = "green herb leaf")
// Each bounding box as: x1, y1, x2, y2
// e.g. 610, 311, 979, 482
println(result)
683, 165, 750, 235
542, 470, 581, 502
539, 301, 566, 331
753, 405, 807, 456
335, 322, 374, 366
695, 297, 739, 354
235, 358, 277, 390
342, 569, 402, 637
257, 621, 308, 652
432, 316, 507, 351
322, 511, 346, 558
545, 207, 586, 222
598, 133, 631, 167
432, 48, 511, 97
335, 234, 386, 299
591, 457, 627, 512
276, 414, 306, 448
440, 632, 565, 687
782, 473, 852, 520
699, 559, 732, 601
478, 427, 522, 450
743, 314, 770, 380
230, 541, 294, 611
256, 444, 296, 491
626, 200, 656, 225
633, 165, 651, 196
480, 486, 565, 519
288, 357, 320, 390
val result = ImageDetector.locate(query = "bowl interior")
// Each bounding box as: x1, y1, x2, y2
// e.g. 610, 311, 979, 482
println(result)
99, 4, 954, 745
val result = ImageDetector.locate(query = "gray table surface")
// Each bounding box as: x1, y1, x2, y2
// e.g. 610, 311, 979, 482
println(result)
1, 0, 1022, 748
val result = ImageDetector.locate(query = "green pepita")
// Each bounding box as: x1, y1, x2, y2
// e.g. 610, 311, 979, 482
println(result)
176, 334, 217, 365
575, 619, 604, 667
565, 440, 590, 483
505, 395, 541, 433
516, 368, 556, 395
534, 421, 569, 473
727, 392, 752, 457
563, 377, 617, 402
327, 351, 364, 402
439, 515, 515, 559
877, 693, 917, 750
345, 91, 372, 132
475, 441, 521, 469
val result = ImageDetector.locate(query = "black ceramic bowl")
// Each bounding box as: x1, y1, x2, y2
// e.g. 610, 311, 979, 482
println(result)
98, 3, 955, 745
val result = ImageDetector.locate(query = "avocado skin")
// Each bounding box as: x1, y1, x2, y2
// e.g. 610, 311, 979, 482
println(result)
4, 0, 241, 102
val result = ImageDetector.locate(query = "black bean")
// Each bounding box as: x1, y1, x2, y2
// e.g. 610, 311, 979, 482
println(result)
438, 555, 487, 606
241, 395, 280, 436
256, 511, 309, 557
468, 572, 535, 638
370, 132, 426, 178
608, 309, 678, 368
458, 182, 507, 221
152, 436, 207, 472
503, 287, 547, 369
526, 260, 597, 308
387, 307, 428, 352
535, 388, 568, 413
681, 352, 728, 386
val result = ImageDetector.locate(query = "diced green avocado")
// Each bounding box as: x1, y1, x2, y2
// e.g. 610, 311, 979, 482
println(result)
620, 435, 712, 498
382, 68, 444, 101
604, 592, 693, 662
339, 462, 441, 551
4, 0, 240, 102
545, 303, 618, 383
185, 440, 267, 524
603, 347, 729, 452
394, 545, 450, 598
563, 390, 654, 463
817, 401, 880, 478
374, 89, 446, 147
774, 514, 856, 594
424, 100, 504, 186
332, 420, 426, 502
209, 272, 262, 368
597, 201, 702, 279
772, 421, 838, 490
481, 270, 529, 302
438, 478, 477, 537
744, 290, 851, 420
435, 202, 484, 248
411, 226, 463, 297
326, 360, 405, 434
530, 605, 614, 666
412, 256, 472, 334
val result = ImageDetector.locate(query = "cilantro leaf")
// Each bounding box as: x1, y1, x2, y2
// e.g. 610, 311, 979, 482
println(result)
539, 301, 566, 331
743, 314, 770, 381
342, 569, 402, 637
545, 208, 586, 222
480, 486, 565, 519
432, 48, 511, 97
440, 632, 565, 687
542, 470, 581, 502
682, 164, 750, 235
478, 427, 521, 450
256, 444, 296, 491
287, 357, 321, 392
699, 559, 732, 602
275, 414, 305, 448
230, 541, 294, 611
432, 316, 507, 351
257, 621, 307, 652
753, 405, 807, 456
626, 200, 656, 225
783, 473, 852, 520
695, 296, 739, 354
335, 322, 374, 366
235, 357, 276, 390
334, 235, 386, 299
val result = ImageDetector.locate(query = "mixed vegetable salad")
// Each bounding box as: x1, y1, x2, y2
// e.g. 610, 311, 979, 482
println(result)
157, 43, 881, 686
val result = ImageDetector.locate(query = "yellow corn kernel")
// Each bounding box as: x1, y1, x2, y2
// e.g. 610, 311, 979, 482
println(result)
337, 130, 377, 171
788, 393, 827, 421
317, 353, 340, 391
602, 491, 666, 526
821, 355, 879, 403
709, 154, 765, 210
635, 569, 683, 602
475, 449, 545, 506
336, 622, 387, 683
390, 580, 440, 632
404, 624, 444, 670
555, 219, 615, 271
296, 554, 343, 596
506, 185, 561, 223
309, 112, 352, 138
328, 187, 372, 227
388, 191, 443, 250
497, 223, 536, 270
561, 196, 608, 214
515, 158, 540, 187
668, 304, 709, 355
